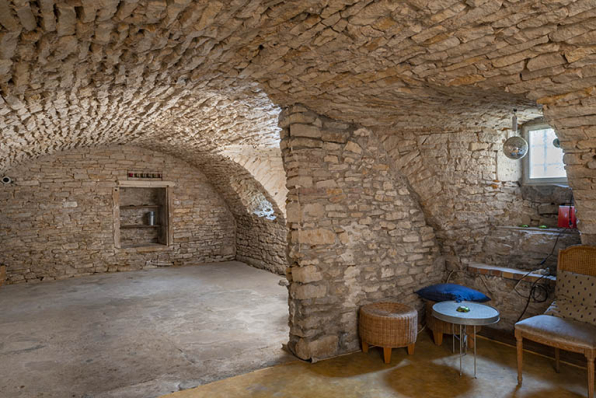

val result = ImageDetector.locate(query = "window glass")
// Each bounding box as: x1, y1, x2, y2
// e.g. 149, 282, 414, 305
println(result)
528, 128, 566, 179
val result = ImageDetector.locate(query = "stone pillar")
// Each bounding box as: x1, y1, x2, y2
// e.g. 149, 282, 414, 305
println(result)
543, 101, 596, 245
280, 105, 442, 361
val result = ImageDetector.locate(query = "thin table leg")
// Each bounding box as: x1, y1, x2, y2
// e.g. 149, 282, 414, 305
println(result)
474, 325, 477, 378
459, 324, 463, 376
452, 322, 455, 353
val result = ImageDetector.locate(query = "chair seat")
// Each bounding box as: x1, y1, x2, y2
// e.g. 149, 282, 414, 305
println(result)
516, 315, 596, 350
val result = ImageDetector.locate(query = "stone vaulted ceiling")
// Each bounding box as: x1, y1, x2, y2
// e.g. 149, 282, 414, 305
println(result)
1, 0, 596, 187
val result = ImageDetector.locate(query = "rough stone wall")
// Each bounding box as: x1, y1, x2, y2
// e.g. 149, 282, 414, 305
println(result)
235, 213, 287, 275
0, 146, 236, 283
543, 101, 596, 245
281, 105, 443, 361
380, 127, 581, 270
482, 227, 579, 271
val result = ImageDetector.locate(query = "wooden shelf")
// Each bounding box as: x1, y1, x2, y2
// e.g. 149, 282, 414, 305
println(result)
120, 224, 161, 229
120, 243, 169, 250
120, 205, 161, 209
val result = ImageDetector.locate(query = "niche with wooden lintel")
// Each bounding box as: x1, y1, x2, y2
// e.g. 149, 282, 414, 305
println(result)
113, 181, 174, 250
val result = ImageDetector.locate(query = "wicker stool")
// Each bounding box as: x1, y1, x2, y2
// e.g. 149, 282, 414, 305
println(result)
359, 302, 417, 364
425, 300, 480, 348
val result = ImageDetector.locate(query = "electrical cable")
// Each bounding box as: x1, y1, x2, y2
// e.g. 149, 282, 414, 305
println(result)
516, 274, 550, 323
516, 189, 574, 321
445, 269, 455, 283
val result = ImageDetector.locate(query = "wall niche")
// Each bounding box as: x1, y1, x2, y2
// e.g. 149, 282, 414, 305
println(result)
113, 181, 174, 250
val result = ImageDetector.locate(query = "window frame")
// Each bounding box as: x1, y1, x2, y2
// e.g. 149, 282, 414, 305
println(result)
522, 120, 568, 186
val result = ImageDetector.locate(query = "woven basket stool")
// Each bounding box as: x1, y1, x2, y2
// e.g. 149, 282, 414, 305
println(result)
359, 302, 417, 364
425, 300, 480, 348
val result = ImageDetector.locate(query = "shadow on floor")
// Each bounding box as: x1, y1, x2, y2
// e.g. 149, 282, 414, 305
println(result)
164, 331, 591, 398
384, 361, 473, 398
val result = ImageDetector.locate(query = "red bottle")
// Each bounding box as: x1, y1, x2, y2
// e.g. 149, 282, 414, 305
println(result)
558, 206, 577, 229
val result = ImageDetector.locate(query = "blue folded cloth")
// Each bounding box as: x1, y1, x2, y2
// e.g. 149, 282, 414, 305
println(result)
416, 283, 490, 303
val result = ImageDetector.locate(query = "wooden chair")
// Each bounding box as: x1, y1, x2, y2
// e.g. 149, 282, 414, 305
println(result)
515, 245, 596, 398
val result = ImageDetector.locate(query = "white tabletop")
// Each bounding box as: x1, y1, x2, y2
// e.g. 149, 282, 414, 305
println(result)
432, 301, 500, 326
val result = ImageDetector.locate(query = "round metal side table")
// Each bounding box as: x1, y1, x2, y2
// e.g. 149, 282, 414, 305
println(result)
432, 301, 500, 378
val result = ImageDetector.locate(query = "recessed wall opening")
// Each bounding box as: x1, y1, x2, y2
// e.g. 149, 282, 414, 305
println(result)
115, 185, 172, 249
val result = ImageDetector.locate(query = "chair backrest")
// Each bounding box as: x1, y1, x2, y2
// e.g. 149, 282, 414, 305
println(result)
558, 245, 596, 277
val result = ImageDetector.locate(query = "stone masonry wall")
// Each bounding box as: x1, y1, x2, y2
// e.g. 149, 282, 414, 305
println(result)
281, 105, 443, 361
380, 127, 581, 271
0, 146, 236, 284
543, 100, 596, 246
235, 213, 287, 275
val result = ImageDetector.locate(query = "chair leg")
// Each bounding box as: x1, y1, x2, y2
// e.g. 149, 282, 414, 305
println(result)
383, 347, 392, 364
407, 344, 415, 355
516, 334, 523, 386
587, 355, 594, 398
555, 348, 560, 373
433, 331, 443, 346
362, 341, 369, 353
468, 333, 475, 349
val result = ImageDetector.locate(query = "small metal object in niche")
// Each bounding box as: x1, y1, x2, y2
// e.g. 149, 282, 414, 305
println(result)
147, 211, 156, 226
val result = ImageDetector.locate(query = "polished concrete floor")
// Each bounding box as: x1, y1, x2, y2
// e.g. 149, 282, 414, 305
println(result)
0, 262, 295, 398
166, 332, 593, 398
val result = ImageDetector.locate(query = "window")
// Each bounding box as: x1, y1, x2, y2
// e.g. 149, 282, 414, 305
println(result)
523, 123, 567, 185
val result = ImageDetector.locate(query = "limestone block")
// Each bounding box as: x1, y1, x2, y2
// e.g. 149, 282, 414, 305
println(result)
291, 124, 321, 138
292, 265, 322, 283
286, 202, 301, 223
303, 203, 324, 218
526, 53, 566, 71
344, 141, 362, 154
295, 335, 338, 360
296, 229, 336, 245
56, 4, 76, 36
292, 283, 326, 300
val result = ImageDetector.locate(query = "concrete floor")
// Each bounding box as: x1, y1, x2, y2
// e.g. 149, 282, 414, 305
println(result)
0, 262, 295, 398
166, 332, 593, 398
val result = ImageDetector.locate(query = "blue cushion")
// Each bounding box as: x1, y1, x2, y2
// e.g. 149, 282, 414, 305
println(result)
416, 283, 490, 303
